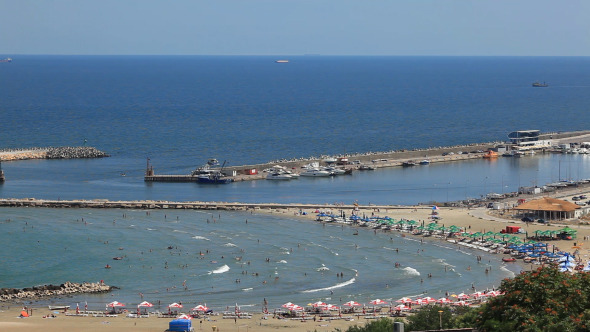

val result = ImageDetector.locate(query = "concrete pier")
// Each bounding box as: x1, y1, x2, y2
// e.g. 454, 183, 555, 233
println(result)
0, 198, 416, 211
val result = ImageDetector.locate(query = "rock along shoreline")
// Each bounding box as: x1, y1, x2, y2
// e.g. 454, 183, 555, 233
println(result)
0, 147, 109, 161
0, 281, 115, 302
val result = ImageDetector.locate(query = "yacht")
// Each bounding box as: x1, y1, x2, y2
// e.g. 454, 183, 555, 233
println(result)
300, 168, 331, 177
266, 172, 292, 180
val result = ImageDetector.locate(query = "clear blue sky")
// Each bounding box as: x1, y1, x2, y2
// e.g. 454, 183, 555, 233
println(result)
1, 0, 589, 56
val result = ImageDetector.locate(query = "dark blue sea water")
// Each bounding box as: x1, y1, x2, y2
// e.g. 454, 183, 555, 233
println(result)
1, 56, 590, 204
0, 56, 589, 309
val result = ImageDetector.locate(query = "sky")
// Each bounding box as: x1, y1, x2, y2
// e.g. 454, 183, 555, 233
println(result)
1, 0, 589, 56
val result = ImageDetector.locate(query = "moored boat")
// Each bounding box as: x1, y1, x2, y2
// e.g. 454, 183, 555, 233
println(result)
532, 81, 548, 87
300, 168, 331, 177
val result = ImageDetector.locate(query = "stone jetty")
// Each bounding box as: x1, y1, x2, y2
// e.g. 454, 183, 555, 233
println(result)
0, 146, 109, 161
0, 281, 114, 302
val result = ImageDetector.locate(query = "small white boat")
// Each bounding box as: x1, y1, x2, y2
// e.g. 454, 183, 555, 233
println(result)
275, 60, 289, 63
300, 169, 331, 177
323, 167, 346, 175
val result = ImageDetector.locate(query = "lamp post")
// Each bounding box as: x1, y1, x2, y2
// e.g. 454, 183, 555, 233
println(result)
438, 310, 443, 330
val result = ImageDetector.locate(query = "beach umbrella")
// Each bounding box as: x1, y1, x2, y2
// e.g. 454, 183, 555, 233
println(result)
177, 314, 192, 320
107, 301, 125, 308
192, 305, 209, 312
138, 301, 153, 308
290, 305, 304, 311
396, 297, 413, 304
406, 220, 418, 226
471, 291, 486, 298
311, 301, 327, 308
393, 304, 410, 311
436, 298, 453, 304
168, 303, 183, 308
324, 304, 339, 311
485, 291, 502, 297
432, 206, 439, 210
412, 298, 429, 305
453, 301, 470, 306
457, 293, 470, 300
343, 301, 361, 307
369, 299, 388, 306
281, 302, 294, 309
421, 297, 436, 303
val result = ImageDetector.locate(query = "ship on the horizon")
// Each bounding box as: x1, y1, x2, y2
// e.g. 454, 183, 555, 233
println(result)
0, 58, 12, 63
275, 60, 289, 63
532, 81, 548, 87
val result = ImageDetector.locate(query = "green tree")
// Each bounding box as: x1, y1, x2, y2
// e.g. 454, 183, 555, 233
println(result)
476, 266, 590, 331
334, 318, 402, 332
405, 305, 454, 331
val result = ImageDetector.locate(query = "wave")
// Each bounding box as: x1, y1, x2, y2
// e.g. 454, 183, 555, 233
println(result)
146, 228, 156, 231
209, 264, 230, 274
192, 236, 210, 241
173, 229, 188, 234
277, 260, 287, 264
223, 243, 237, 247
402, 267, 420, 276
316, 264, 330, 272
242, 288, 253, 292
302, 278, 355, 293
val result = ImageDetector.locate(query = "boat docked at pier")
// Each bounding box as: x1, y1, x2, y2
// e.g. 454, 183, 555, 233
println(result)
192, 159, 233, 184
299, 168, 331, 177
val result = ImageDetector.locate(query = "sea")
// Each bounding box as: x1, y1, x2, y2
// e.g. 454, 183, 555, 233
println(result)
1, 55, 590, 310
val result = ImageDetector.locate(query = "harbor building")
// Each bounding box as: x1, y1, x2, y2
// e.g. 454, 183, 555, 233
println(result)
508, 130, 552, 149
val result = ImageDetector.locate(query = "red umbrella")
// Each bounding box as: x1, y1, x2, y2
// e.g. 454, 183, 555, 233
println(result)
436, 298, 453, 304
396, 297, 413, 304
453, 300, 470, 306
421, 297, 436, 303
192, 305, 209, 312
343, 301, 361, 307
107, 301, 125, 307
138, 301, 153, 308
393, 304, 410, 311
311, 301, 327, 308
369, 299, 388, 306
281, 302, 294, 309
290, 304, 304, 311
177, 314, 192, 320
457, 293, 470, 300
324, 304, 339, 311
168, 303, 183, 308
412, 298, 428, 305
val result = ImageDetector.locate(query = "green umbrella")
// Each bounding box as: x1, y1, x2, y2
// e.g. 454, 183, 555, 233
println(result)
406, 220, 418, 226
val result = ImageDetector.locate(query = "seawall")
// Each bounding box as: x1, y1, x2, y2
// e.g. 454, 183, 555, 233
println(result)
0, 147, 109, 161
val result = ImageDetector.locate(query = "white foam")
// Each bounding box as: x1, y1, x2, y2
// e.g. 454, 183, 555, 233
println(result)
223, 243, 237, 247
173, 229, 188, 233
316, 264, 330, 272
302, 278, 355, 293
242, 288, 253, 291
402, 267, 420, 276
209, 264, 230, 274
146, 228, 156, 231
277, 260, 287, 264
192, 236, 210, 241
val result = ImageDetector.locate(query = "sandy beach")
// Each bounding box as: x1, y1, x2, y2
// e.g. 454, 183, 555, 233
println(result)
0, 306, 373, 332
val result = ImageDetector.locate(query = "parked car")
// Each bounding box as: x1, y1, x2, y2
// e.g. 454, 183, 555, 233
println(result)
537, 219, 546, 223
521, 217, 534, 222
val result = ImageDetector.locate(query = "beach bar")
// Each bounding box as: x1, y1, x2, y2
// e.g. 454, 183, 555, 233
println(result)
514, 197, 581, 220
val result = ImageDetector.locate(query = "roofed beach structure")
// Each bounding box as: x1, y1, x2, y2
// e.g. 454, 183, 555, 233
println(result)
514, 197, 582, 220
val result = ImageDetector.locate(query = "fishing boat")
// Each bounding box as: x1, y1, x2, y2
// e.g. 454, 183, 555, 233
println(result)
48, 305, 70, 311
0, 58, 12, 63
532, 81, 548, 87
502, 257, 516, 262
419, 160, 430, 165
402, 161, 417, 167
193, 159, 233, 184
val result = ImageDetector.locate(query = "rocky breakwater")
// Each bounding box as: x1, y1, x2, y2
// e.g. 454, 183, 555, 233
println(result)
0, 146, 109, 161
46, 147, 109, 159
0, 281, 115, 302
